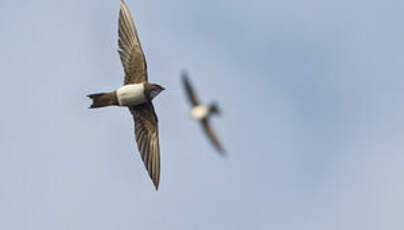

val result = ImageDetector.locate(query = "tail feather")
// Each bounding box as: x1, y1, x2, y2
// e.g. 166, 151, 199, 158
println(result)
87, 92, 118, 108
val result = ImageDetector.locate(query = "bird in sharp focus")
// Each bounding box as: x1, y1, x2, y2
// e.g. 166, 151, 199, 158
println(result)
182, 72, 225, 155
87, 0, 164, 190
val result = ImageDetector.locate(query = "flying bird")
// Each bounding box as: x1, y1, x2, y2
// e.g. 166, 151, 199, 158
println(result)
87, 0, 164, 190
182, 72, 225, 155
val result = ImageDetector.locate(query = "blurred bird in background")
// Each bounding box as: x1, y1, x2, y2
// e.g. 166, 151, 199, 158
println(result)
182, 72, 226, 155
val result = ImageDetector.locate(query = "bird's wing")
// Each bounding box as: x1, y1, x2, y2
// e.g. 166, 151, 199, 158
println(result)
182, 72, 200, 106
201, 119, 225, 155
130, 103, 160, 189
119, 0, 148, 85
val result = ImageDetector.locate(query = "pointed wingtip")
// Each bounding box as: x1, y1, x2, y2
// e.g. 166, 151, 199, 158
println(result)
120, 0, 127, 9
218, 149, 227, 157
153, 181, 159, 190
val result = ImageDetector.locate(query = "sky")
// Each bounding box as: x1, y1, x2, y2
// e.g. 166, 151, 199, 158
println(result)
1, 0, 404, 229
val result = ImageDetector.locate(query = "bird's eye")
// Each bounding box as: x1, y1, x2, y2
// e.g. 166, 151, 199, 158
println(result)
149, 89, 160, 99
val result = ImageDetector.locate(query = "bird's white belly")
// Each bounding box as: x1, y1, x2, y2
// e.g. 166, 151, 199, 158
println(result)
191, 105, 209, 120
116, 83, 147, 106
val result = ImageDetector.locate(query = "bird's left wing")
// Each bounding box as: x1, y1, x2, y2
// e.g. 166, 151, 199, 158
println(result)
119, 0, 148, 85
182, 72, 200, 106
130, 103, 160, 189
201, 119, 225, 155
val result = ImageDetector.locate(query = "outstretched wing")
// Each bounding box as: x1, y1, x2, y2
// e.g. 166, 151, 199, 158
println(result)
119, 0, 148, 85
201, 119, 225, 155
182, 72, 200, 106
130, 103, 160, 189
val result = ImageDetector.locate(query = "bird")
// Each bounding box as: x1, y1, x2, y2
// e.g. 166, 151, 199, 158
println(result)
182, 72, 225, 155
87, 0, 164, 190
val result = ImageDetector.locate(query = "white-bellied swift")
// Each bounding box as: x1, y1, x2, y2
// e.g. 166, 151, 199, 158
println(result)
88, 0, 164, 190
182, 72, 225, 155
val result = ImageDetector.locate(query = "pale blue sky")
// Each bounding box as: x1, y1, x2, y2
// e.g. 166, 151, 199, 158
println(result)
1, 0, 404, 229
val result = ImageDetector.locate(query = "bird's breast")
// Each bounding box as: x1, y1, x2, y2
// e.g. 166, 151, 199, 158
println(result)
191, 105, 209, 120
116, 83, 147, 106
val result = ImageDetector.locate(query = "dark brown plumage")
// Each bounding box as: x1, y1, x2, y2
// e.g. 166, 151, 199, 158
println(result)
119, 0, 160, 189
87, 92, 118, 108
201, 119, 225, 154
118, 0, 148, 85
130, 103, 160, 189
88, 0, 162, 190
182, 73, 200, 106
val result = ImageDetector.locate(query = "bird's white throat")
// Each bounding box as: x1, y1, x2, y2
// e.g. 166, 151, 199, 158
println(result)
191, 105, 209, 120
116, 83, 147, 106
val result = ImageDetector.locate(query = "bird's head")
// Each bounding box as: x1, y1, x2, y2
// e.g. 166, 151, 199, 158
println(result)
209, 102, 221, 115
145, 83, 165, 101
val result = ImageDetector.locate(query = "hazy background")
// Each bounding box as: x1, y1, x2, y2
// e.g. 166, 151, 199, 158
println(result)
1, 0, 404, 229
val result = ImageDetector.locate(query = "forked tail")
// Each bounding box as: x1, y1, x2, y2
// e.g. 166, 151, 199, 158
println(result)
87, 92, 118, 108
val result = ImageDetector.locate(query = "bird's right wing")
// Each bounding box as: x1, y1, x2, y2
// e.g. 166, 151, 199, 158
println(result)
119, 0, 148, 85
130, 103, 160, 189
182, 72, 200, 106
201, 119, 225, 155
